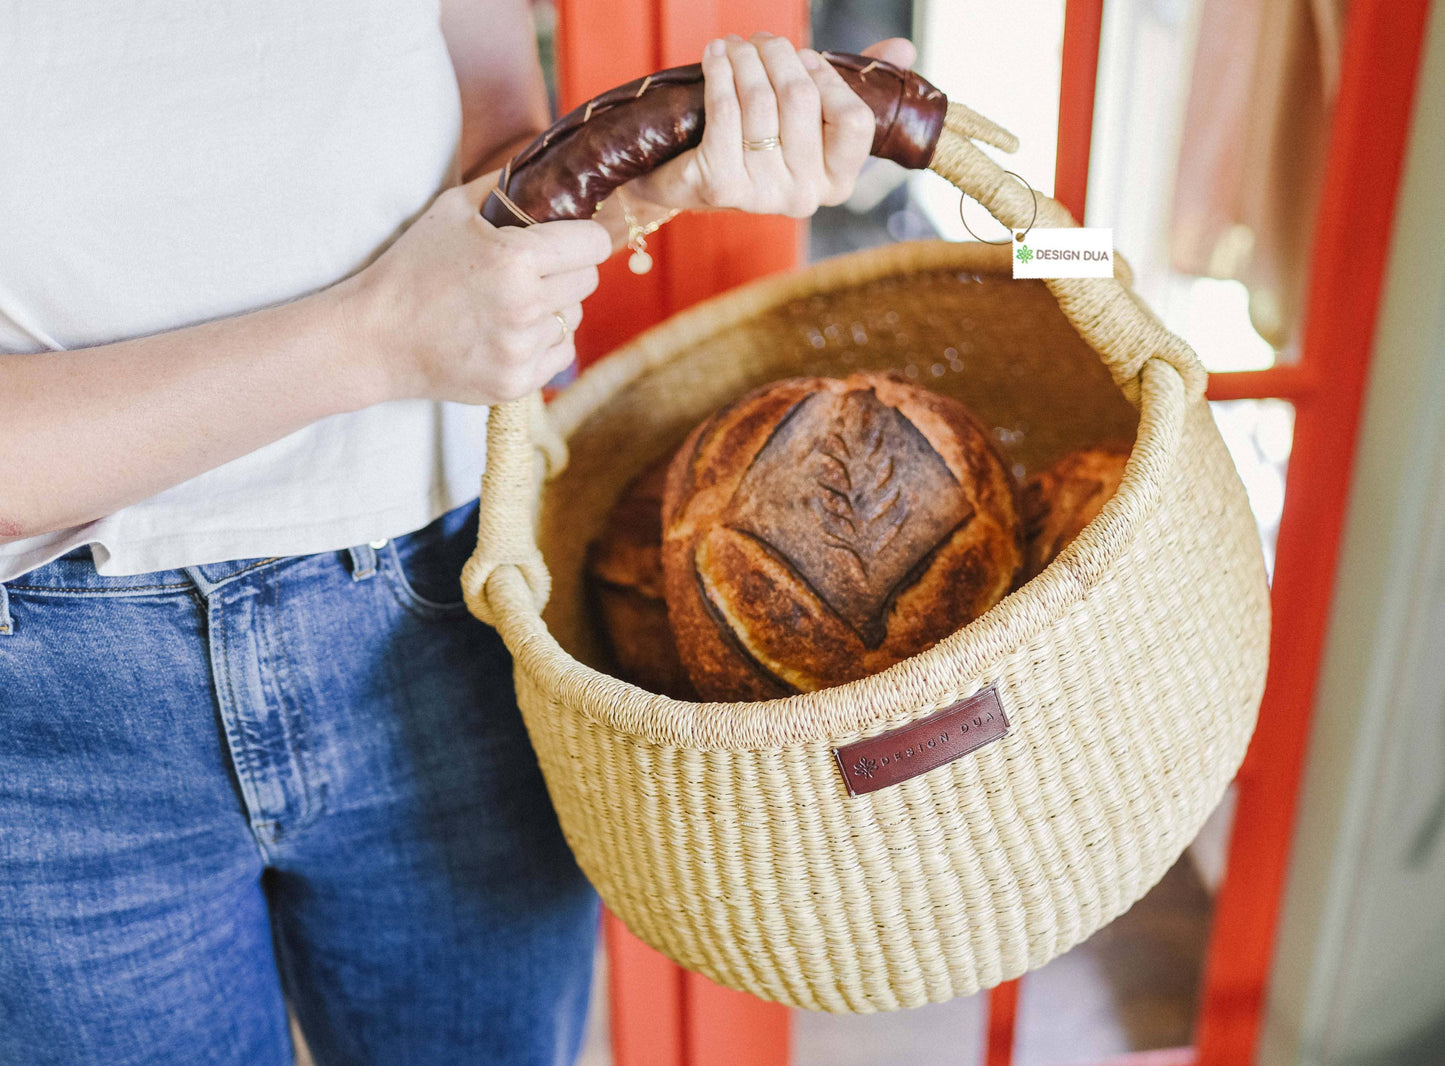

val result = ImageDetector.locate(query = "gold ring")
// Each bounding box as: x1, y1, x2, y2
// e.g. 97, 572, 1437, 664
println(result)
743, 136, 782, 152
552, 310, 571, 346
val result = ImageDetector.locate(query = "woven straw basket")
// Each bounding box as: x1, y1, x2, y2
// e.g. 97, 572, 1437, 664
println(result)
461, 101, 1271, 1013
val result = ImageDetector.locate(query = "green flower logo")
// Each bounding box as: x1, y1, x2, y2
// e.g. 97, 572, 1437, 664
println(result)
1015, 244, 1034, 263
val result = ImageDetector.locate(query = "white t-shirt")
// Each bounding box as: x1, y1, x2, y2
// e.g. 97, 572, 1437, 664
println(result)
0, 0, 490, 581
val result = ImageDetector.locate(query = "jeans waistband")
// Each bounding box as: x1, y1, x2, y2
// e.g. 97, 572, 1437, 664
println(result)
5, 549, 300, 595
4, 500, 482, 597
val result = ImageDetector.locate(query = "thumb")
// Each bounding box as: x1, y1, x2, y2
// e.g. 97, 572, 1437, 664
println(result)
860, 37, 916, 70
461, 168, 502, 208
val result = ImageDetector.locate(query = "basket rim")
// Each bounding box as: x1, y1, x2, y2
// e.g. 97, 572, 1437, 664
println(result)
551, 240, 1019, 436
500, 238, 1192, 752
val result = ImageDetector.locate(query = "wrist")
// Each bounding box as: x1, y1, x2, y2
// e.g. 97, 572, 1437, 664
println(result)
323, 270, 410, 410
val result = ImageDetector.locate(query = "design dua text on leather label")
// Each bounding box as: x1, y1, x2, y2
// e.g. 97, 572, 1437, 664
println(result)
833, 686, 1009, 796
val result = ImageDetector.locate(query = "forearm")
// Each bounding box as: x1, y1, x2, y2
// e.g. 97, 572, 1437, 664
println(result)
442, 0, 550, 183
0, 280, 382, 542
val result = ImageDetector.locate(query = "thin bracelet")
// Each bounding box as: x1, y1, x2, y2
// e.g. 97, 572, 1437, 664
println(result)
617, 189, 680, 275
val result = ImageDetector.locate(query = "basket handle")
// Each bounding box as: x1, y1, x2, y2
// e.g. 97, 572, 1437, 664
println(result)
480, 52, 959, 228
926, 106, 1207, 404
462, 61, 1206, 625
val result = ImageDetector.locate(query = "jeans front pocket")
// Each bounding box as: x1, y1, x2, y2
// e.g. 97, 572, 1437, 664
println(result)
382, 501, 480, 618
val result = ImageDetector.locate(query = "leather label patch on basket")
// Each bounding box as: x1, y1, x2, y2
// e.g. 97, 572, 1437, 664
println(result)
833, 686, 1009, 796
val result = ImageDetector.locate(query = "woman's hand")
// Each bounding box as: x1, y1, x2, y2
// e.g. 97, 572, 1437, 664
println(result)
627, 33, 917, 218
346, 33, 920, 405
0, 169, 612, 542
342, 174, 612, 406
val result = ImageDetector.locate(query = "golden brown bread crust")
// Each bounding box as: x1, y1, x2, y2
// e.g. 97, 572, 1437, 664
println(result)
586, 460, 696, 699
662, 372, 1022, 701
1019, 446, 1131, 580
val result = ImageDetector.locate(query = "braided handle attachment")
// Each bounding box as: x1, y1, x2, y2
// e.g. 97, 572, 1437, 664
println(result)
929, 104, 1208, 405
462, 393, 553, 624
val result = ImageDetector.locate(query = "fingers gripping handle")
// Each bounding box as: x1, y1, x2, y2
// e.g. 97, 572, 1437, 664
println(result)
482, 52, 956, 228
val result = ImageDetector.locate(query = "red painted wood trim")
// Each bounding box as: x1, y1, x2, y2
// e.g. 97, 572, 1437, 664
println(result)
654, 2, 808, 318
605, 911, 686, 1066
552, 0, 658, 107
984, 979, 1020, 1066
1054, 0, 1105, 220
552, 0, 667, 368
553, 0, 807, 369
554, 3, 804, 1065
682, 976, 791, 1066
1204, 364, 1317, 403
1193, 2, 1433, 1062
662, 4, 807, 1060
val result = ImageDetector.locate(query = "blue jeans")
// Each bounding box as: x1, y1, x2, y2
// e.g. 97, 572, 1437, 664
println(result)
0, 502, 599, 1066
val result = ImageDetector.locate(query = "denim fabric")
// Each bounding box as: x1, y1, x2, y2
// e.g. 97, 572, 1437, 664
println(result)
0, 502, 599, 1066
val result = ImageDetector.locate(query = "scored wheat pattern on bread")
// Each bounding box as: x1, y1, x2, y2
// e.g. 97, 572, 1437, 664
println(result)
729, 388, 975, 649
663, 373, 1020, 701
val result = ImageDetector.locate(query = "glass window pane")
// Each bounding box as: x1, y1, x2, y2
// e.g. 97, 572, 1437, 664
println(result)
1087, 0, 1288, 373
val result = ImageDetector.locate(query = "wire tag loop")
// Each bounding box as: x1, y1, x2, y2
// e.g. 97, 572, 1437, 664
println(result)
957, 169, 1038, 245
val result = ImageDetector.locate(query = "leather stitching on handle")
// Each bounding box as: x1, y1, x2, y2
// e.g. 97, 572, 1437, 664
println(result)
491, 183, 539, 227
483, 52, 948, 229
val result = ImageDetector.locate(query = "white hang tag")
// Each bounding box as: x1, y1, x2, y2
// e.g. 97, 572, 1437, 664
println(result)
1012, 228, 1115, 279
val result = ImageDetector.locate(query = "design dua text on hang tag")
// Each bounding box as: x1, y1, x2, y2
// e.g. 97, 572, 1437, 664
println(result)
1013, 227, 1115, 279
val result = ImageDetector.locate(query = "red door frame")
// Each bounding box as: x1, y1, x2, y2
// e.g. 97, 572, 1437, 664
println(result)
1193, 1, 1432, 1061
550, 0, 1434, 1062
554, 0, 809, 371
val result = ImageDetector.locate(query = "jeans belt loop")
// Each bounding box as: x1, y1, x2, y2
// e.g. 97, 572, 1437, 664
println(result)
0, 582, 13, 636
348, 543, 380, 582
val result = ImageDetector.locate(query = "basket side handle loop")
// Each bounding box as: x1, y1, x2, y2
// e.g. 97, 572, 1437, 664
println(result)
462, 395, 553, 625
930, 104, 1207, 405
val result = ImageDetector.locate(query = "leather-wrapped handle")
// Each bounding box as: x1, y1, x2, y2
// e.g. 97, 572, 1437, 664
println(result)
482, 51, 947, 228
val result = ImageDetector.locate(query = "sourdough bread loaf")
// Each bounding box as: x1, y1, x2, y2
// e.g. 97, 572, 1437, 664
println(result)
586, 459, 696, 699
1019, 446, 1131, 579
662, 372, 1021, 701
